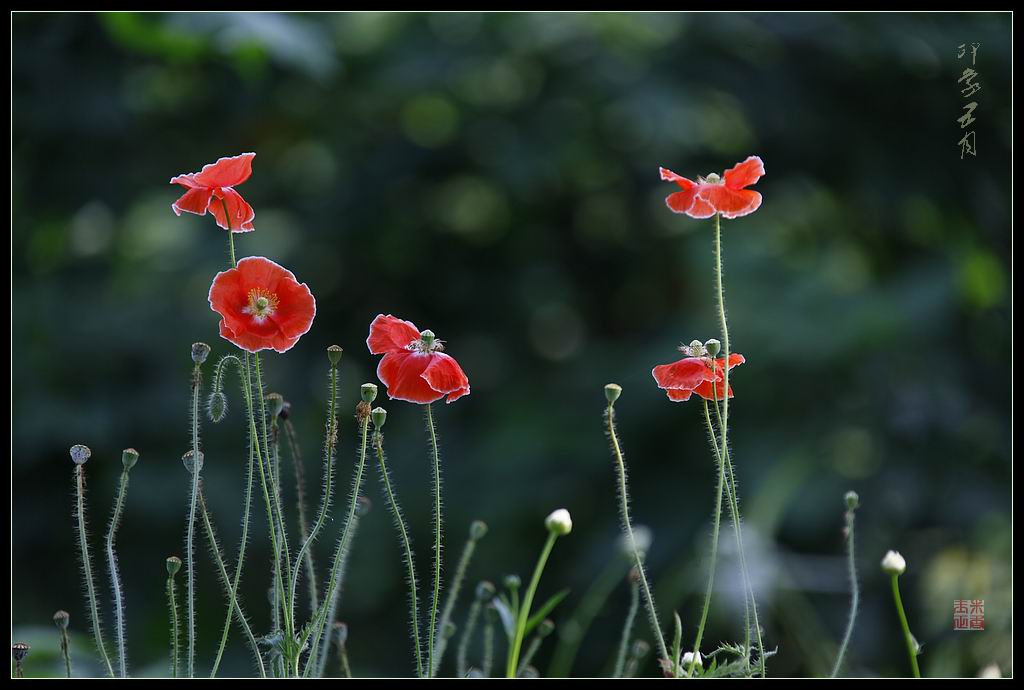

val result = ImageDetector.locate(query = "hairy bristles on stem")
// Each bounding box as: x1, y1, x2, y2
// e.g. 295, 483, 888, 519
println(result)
284, 416, 318, 615
289, 351, 343, 629
197, 488, 267, 678
423, 402, 445, 678
481, 604, 497, 678
166, 557, 181, 678
53, 610, 72, 678
603, 392, 671, 670
831, 491, 861, 678
302, 408, 372, 678
613, 570, 641, 678
184, 346, 207, 679
70, 445, 115, 678
372, 424, 424, 677
432, 519, 488, 676
105, 449, 138, 677
456, 581, 494, 678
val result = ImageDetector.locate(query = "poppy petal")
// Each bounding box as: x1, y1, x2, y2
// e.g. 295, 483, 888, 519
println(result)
652, 357, 716, 391
422, 353, 470, 403
169, 173, 199, 188
193, 153, 256, 188
210, 188, 255, 232
171, 186, 214, 217
723, 156, 765, 190
697, 186, 762, 219
694, 379, 734, 401
666, 388, 695, 402
686, 191, 717, 219
377, 351, 444, 404
367, 314, 421, 354
659, 167, 696, 190
665, 189, 698, 215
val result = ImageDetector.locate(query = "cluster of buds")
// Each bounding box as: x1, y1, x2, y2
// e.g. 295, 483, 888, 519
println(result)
677, 338, 721, 358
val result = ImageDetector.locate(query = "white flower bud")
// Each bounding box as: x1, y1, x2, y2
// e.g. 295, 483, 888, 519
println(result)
682, 651, 702, 669
881, 550, 906, 575
545, 508, 573, 536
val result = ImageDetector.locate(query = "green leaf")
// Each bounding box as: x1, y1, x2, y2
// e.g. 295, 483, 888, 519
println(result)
524, 588, 570, 634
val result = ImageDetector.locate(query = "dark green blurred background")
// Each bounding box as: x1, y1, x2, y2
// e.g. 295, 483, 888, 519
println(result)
12, 12, 1012, 678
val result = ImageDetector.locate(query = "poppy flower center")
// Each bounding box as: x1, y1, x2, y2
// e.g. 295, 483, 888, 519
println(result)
243, 287, 279, 323
408, 329, 445, 353
700, 173, 722, 185
678, 339, 707, 358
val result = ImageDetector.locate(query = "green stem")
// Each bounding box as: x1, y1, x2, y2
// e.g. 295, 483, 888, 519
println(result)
712, 213, 765, 676
688, 400, 727, 677
432, 527, 481, 676
222, 197, 237, 267
374, 431, 424, 678
425, 402, 444, 678
167, 572, 179, 678
285, 417, 320, 615
890, 575, 921, 678
831, 504, 859, 677
185, 362, 203, 678
456, 600, 481, 678
59, 626, 73, 678
336, 633, 353, 678
74, 465, 115, 677
613, 577, 641, 678
198, 489, 267, 677
482, 610, 495, 677
302, 415, 371, 677
506, 532, 558, 678
105, 465, 132, 677
605, 402, 671, 666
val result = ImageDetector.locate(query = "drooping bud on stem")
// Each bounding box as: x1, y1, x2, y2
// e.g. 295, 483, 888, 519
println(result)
207, 391, 228, 422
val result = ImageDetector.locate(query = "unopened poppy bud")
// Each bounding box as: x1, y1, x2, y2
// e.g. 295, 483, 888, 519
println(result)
475, 581, 496, 602
881, 550, 906, 575
53, 610, 70, 631
191, 342, 211, 365
704, 339, 721, 357
682, 651, 703, 669
327, 345, 343, 367
845, 490, 860, 510
356, 496, 372, 516
182, 450, 204, 474
371, 407, 387, 429
333, 622, 348, 645
420, 329, 436, 349
469, 520, 488, 541
11, 643, 30, 663
443, 622, 457, 639
545, 508, 573, 536
361, 383, 378, 404
208, 391, 228, 422
537, 619, 556, 638
166, 556, 182, 576
121, 448, 139, 472
605, 383, 622, 404
69, 444, 91, 465
266, 393, 285, 419
503, 574, 521, 590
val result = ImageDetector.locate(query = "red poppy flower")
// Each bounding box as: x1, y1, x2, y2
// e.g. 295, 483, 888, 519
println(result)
208, 256, 316, 353
171, 153, 256, 232
652, 352, 746, 402
367, 314, 470, 404
660, 156, 765, 219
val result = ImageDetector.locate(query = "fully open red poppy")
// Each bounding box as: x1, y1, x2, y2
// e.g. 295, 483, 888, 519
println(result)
367, 314, 470, 404
208, 256, 316, 353
660, 156, 764, 220
171, 153, 256, 232
652, 352, 746, 402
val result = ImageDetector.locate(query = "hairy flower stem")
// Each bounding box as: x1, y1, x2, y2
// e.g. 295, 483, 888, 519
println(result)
105, 462, 134, 677
456, 600, 482, 678
482, 609, 495, 677
301, 415, 371, 678
605, 401, 671, 667
374, 431, 424, 677
831, 499, 860, 677
167, 568, 180, 677
687, 400, 727, 677
890, 574, 921, 678
289, 360, 340, 627
197, 489, 266, 677
285, 417, 319, 614
613, 577, 641, 678
335, 632, 353, 678
74, 463, 115, 677
185, 360, 204, 677
506, 532, 558, 678
423, 403, 445, 678
432, 525, 484, 676
712, 213, 766, 676
58, 622, 73, 677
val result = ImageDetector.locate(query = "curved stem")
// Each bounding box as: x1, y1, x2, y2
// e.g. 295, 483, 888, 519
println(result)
432, 528, 482, 676
890, 575, 921, 678
605, 402, 670, 665
105, 465, 132, 677
374, 431, 424, 678
456, 600, 481, 678
507, 532, 558, 677
285, 417, 319, 614
687, 400, 726, 677
831, 505, 859, 677
74, 465, 115, 677
425, 402, 444, 678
